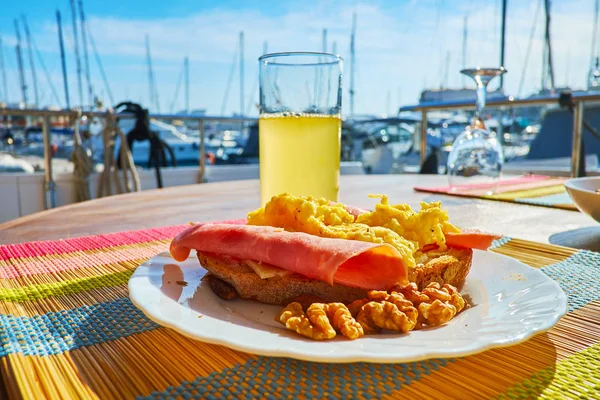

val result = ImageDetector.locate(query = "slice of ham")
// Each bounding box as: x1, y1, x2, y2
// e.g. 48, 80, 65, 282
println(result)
445, 229, 502, 250
170, 224, 408, 290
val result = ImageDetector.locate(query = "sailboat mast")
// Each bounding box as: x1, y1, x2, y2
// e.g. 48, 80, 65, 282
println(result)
543, 0, 555, 90
57, 10, 70, 108
541, 31, 548, 90
69, 0, 84, 106
21, 16, 39, 108
263, 41, 268, 55
145, 35, 160, 112
462, 15, 468, 87
591, 0, 600, 68
239, 31, 244, 117
14, 20, 28, 106
542, 0, 555, 90
499, 0, 507, 89
331, 41, 337, 55
0, 34, 8, 103
184, 57, 189, 114
78, 0, 93, 106
322, 29, 328, 52
349, 12, 356, 117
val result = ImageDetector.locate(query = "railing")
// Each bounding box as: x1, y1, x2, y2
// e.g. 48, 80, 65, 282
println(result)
0, 107, 257, 209
399, 92, 600, 178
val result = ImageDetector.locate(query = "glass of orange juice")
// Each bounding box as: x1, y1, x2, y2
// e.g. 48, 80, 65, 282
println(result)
258, 52, 343, 205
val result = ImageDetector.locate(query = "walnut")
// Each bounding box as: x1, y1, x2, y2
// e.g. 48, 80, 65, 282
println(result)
392, 282, 430, 305
422, 282, 452, 302
277, 302, 336, 340
326, 303, 364, 339
416, 283, 467, 327
390, 282, 467, 329
306, 303, 337, 339
385, 292, 419, 323
418, 299, 457, 326
357, 301, 418, 333
347, 299, 369, 317
277, 283, 467, 340
443, 284, 466, 313
354, 290, 418, 334
366, 290, 389, 302
365, 290, 419, 324
355, 304, 381, 334
277, 302, 363, 340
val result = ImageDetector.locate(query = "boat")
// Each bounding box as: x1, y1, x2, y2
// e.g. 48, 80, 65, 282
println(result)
354, 119, 414, 174
0, 153, 35, 173
504, 105, 600, 174
15, 126, 76, 159
88, 118, 202, 167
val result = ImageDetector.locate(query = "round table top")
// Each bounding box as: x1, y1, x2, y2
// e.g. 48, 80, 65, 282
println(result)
0, 175, 597, 248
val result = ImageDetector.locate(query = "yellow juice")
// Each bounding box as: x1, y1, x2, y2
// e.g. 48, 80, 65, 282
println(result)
259, 113, 341, 205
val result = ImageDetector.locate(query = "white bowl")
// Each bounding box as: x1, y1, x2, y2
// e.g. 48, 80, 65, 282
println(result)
565, 177, 600, 223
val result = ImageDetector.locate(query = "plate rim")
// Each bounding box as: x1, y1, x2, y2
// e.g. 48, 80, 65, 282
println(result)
128, 251, 568, 364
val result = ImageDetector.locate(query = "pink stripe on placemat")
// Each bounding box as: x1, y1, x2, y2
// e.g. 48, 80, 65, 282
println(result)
414, 175, 566, 195
0, 218, 247, 264
0, 241, 170, 279
0, 225, 188, 261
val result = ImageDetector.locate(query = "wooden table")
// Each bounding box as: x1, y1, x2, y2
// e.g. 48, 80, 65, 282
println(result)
0, 175, 596, 247
1, 175, 599, 399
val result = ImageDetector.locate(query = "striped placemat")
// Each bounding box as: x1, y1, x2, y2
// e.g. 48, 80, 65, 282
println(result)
414, 175, 578, 211
1, 227, 599, 399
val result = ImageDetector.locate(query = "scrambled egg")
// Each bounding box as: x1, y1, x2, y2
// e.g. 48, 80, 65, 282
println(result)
356, 195, 460, 251
247, 194, 460, 269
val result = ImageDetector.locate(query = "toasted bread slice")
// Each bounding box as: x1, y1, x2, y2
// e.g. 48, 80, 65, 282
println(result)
197, 247, 472, 306
410, 247, 473, 289
198, 253, 368, 305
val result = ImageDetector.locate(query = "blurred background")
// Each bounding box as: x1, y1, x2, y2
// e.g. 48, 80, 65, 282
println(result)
1, 0, 599, 222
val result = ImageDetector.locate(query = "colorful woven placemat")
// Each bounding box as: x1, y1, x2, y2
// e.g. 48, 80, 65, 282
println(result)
1, 227, 599, 399
414, 175, 578, 211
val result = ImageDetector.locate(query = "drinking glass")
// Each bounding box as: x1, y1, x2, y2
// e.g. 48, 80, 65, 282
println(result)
447, 67, 506, 194
259, 52, 342, 205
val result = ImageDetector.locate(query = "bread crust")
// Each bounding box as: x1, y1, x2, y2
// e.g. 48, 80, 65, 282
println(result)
197, 247, 473, 306
410, 247, 473, 289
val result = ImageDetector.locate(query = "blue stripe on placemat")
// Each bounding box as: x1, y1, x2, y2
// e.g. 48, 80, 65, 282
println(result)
141, 247, 600, 399
140, 356, 451, 400
514, 192, 574, 207
541, 250, 600, 312
0, 297, 158, 357
490, 236, 512, 249
1, 247, 598, 361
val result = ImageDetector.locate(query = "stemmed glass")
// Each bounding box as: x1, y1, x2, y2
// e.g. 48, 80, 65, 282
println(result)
447, 67, 506, 194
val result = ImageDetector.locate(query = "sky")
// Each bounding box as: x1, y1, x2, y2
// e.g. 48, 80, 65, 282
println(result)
0, 0, 598, 116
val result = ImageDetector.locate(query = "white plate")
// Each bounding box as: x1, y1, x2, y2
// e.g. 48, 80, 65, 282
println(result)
129, 250, 567, 363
